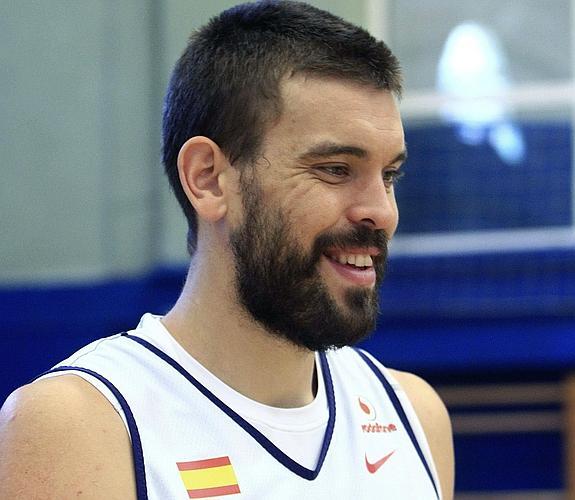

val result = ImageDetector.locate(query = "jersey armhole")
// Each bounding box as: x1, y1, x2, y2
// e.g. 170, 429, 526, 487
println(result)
34, 366, 149, 500
354, 348, 442, 500
38, 370, 129, 428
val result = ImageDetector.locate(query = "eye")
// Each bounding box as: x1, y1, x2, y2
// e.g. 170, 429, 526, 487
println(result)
382, 169, 404, 188
318, 165, 349, 177
314, 164, 351, 184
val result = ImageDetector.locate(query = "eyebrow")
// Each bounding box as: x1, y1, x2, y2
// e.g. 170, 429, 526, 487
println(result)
390, 149, 408, 166
298, 141, 408, 166
299, 142, 368, 160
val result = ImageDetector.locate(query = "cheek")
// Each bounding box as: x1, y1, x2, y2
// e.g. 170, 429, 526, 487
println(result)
282, 188, 343, 242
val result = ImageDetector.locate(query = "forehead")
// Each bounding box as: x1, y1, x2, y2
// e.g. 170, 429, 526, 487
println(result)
264, 75, 404, 161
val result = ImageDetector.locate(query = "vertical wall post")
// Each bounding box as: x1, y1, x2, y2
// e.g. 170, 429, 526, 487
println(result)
365, 0, 390, 41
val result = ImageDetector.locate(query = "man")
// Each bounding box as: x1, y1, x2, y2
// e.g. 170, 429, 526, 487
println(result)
0, 1, 453, 499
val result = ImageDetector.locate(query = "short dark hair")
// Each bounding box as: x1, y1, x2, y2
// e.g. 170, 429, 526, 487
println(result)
162, 0, 402, 255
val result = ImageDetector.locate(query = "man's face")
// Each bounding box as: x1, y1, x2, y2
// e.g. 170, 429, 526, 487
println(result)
230, 76, 405, 351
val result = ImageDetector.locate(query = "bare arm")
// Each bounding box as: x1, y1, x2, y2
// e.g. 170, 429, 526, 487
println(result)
390, 369, 455, 500
0, 376, 136, 500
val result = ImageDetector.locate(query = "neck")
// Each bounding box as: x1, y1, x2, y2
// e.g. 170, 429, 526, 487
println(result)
162, 256, 317, 408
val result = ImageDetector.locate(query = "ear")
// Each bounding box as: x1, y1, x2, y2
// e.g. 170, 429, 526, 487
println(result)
177, 136, 230, 223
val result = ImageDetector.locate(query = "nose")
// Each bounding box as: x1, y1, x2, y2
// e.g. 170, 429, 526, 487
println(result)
346, 178, 398, 233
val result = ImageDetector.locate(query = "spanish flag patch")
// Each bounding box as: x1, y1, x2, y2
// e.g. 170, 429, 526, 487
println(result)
177, 456, 241, 498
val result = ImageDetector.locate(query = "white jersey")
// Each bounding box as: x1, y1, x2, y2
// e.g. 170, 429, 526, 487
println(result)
39, 315, 441, 500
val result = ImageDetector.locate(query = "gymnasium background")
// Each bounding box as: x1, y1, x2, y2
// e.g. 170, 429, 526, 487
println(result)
1, 1, 573, 498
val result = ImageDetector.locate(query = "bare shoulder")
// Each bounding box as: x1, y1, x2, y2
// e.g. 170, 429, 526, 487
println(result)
389, 369, 455, 500
388, 369, 450, 429
0, 375, 136, 499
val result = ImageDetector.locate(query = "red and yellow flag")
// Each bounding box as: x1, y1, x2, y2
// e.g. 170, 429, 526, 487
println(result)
177, 456, 241, 498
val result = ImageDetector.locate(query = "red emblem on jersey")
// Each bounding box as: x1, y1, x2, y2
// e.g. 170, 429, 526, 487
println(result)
358, 396, 376, 420
365, 450, 395, 473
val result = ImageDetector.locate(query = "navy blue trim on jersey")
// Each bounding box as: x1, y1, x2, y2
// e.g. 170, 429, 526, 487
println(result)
355, 349, 440, 500
125, 334, 335, 481
34, 366, 149, 500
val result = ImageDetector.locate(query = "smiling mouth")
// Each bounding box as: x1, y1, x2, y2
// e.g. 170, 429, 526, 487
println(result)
319, 247, 379, 290
323, 250, 377, 270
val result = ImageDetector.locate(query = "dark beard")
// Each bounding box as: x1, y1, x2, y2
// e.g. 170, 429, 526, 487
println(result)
230, 176, 388, 352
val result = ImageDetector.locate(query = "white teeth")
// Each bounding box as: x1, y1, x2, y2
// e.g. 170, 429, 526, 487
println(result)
330, 254, 374, 268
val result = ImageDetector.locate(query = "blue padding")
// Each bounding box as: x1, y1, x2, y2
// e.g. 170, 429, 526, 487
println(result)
0, 270, 182, 404
453, 432, 563, 491
359, 315, 575, 374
